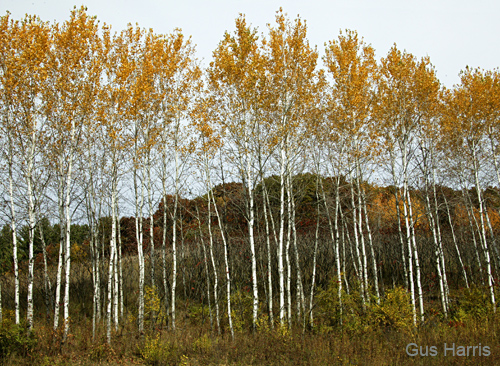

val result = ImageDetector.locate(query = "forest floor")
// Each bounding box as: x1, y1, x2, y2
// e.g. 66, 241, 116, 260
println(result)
2, 303, 500, 366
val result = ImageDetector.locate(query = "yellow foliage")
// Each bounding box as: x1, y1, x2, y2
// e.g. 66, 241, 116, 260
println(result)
140, 333, 177, 365
370, 286, 414, 334
371, 191, 429, 231
71, 242, 87, 263
144, 285, 162, 320
192, 333, 217, 353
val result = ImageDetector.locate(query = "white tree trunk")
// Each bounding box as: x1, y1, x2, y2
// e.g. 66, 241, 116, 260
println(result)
401, 143, 417, 325
309, 176, 321, 327
472, 146, 496, 309
111, 169, 119, 332
262, 181, 274, 327
278, 139, 286, 326
349, 175, 366, 305
432, 165, 450, 308
285, 169, 292, 328
356, 180, 369, 303
54, 164, 65, 330
171, 148, 179, 330
245, 146, 259, 330
320, 171, 343, 325
26, 136, 36, 330
361, 187, 380, 303
211, 189, 234, 339
63, 150, 74, 340
420, 142, 448, 316
134, 159, 145, 333
464, 189, 485, 284
196, 205, 213, 331
117, 213, 124, 320
8, 148, 20, 325
289, 173, 305, 322
147, 150, 155, 296
443, 193, 469, 288
406, 188, 424, 323
206, 184, 220, 334
38, 218, 53, 318
106, 229, 116, 344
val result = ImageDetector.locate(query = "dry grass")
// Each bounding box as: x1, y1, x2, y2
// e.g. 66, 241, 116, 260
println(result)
1, 258, 499, 365
1, 301, 499, 366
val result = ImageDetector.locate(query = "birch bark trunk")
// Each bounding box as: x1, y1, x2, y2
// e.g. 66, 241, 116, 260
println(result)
134, 147, 145, 333
7, 137, 20, 325
171, 147, 179, 330
401, 143, 417, 325
245, 141, 259, 330
442, 192, 469, 288
26, 129, 37, 330
262, 181, 274, 327
278, 139, 286, 327
210, 188, 234, 340
54, 161, 65, 331
472, 145, 496, 309
63, 121, 76, 340
196, 205, 213, 331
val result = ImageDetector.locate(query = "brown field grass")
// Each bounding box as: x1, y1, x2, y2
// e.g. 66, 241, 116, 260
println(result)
1, 299, 499, 366
1, 255, 499, 365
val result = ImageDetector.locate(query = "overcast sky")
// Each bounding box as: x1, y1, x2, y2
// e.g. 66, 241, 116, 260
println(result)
1, 0, 499, 88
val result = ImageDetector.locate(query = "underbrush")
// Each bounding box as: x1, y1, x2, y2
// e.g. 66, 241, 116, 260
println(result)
0, 285, 499, 365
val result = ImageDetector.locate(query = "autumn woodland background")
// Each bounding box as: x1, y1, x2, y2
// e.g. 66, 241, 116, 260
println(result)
1, 6, 500, 365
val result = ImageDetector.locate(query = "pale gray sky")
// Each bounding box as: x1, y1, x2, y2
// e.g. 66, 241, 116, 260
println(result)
1, 0, 498, 88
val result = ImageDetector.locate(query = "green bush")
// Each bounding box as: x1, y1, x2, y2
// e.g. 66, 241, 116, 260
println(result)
315, 279, 415, 334
227, 289, 253, 332
369, 286, 414, 333
140, 333, 178, 366
192, 333, 216, 353
0, 323, 37, 362
187, 303, 211, 325
452, 286, 493, 323
315, 277, 367, 334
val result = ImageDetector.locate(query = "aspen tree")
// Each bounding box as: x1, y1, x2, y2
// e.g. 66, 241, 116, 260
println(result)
263, 8, 319, 327
191, 98, 230, 336
0, 16, 21, 323
210, 168, 235, 340
1, 14, 51, 330
100, 23, 137, 339
207, 14, 265, 330
485, 71, 500, 190
119, 28, 163, 330
324, 29, 378, 305
255, 130, 277, 328
308, 149, 322, 328
0, 14, 20, 324
313, 109, 345, 324
131, 30, 162, 310
42, 7, 102, 339
83, 123, 104, 340
442, 67, 498, 309
417, 73, 450, 315
154, 30, 199, 330
374, 46, 430, 323
395, 55, 451, 316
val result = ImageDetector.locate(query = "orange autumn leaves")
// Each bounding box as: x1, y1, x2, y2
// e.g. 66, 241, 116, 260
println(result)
2, 7, 500, 228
